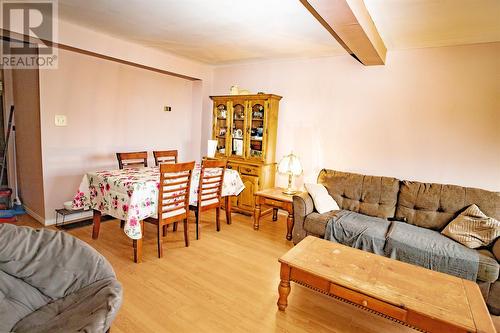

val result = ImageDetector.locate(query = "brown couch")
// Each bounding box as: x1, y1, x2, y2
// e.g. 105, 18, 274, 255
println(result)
292, 169, 500, 314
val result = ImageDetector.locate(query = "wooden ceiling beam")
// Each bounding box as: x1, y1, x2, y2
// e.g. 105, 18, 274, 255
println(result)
300, 0, 387, 66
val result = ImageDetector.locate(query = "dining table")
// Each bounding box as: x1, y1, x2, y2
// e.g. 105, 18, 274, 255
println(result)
73, 164, 245, 262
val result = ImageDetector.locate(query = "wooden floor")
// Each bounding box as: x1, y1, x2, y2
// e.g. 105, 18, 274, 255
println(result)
16, 212, 499, 333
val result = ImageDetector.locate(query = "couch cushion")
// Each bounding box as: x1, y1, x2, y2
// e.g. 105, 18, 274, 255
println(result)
477, 281, 490, 301
396, 181, 500, 231
478, 249, 500, 283
494, 238, 500, 261
324, 210, 391, 256
488, 281, 500, 315
317, 169, 400, 219
385, 221, 479, 280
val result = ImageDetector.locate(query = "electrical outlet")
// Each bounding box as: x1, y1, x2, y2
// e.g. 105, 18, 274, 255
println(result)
54, 115, 67, 127
164, 106, 172, 112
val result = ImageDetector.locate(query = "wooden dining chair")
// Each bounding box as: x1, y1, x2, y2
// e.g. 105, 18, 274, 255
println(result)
116, 151, 148, 229
152, 150, 179, 232
116, 151, 148, 169
153, 150, 178, 166
145, 161, 195, 258
189, 159, 227, 240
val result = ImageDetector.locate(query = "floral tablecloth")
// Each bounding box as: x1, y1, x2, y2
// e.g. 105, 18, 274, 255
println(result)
73, 166, 244, 239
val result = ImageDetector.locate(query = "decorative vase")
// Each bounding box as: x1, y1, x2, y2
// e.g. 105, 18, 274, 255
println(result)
230, 85, 239, 95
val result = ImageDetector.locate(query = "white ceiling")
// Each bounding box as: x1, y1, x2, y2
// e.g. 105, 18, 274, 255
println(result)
364, 0, 500, 50
58, 0, 500, 65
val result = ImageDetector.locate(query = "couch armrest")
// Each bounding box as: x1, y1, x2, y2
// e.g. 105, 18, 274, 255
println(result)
493, 238, 500, 262
292, 192, 314, 245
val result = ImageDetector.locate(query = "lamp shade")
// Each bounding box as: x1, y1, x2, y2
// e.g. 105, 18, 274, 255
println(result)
278, 153, 303, 176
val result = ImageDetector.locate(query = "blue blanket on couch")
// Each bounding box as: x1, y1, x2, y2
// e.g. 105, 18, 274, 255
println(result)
324, 211, 479, 280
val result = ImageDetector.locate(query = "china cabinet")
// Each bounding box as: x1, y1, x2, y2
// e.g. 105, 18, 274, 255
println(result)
210, 94, 282, 214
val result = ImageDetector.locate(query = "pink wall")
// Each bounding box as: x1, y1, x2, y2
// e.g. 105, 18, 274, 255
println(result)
211, 43, 500, 191
7, 18, 214, 224
7, 18, 214, 160
55, 19, 215, 159
39, 49, 199, 223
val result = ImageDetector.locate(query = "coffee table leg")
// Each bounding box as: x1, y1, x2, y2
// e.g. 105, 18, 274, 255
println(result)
92, 210, 101, 239
278, 263, 291, 311
254, 198, 261, 230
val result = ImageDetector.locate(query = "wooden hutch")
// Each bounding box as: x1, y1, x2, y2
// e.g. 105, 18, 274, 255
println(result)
210, 94, 282, 214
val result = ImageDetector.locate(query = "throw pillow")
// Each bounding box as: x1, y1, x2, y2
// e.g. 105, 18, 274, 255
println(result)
304, 183, 340, 214
441, 204, 500, 249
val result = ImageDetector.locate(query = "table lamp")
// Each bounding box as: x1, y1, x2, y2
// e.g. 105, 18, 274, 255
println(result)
278, 152, 303, 195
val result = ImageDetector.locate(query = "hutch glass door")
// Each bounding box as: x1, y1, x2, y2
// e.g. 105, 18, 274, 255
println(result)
247, 100, 266, 161
230, 101, 247, 158
214, 103, 228, 157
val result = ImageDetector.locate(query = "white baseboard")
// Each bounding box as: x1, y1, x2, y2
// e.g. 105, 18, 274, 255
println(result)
24, 206, 94, 227
44, 210, 93, 226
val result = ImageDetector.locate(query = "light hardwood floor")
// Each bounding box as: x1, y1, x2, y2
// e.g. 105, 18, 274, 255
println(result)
16, 213, 499, 333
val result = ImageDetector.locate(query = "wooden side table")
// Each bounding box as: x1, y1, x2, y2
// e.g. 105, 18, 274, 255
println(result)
254, 187, 300, 241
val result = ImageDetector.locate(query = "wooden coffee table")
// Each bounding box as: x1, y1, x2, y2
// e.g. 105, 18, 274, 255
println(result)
254, 187, 301, 241
278, 236, 495, 333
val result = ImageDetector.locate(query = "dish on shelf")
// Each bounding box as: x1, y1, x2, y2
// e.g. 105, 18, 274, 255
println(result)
234, 128, 243, 138
250, 150, 262, 157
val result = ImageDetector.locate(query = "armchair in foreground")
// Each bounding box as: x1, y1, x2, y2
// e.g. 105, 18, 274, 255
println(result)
0, 223, 122, 333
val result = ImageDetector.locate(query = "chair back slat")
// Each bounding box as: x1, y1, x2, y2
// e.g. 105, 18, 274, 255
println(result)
162, 205, 187, 214
116, 152, 148, 169
161, 179, 189, 186
164, 192, 188, 200
161, 198, 186, 208
197, 159, 227, 209
202, 174, 225, 180
203, 179, 222, 185
154, 150, 178, 166
158, 161, 195, 222
162, 186, 189, 195
201, 184, 220, 191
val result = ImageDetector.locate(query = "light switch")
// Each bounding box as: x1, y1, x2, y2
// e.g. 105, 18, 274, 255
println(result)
164, 106, 171, 112
55, 115, 67, 127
